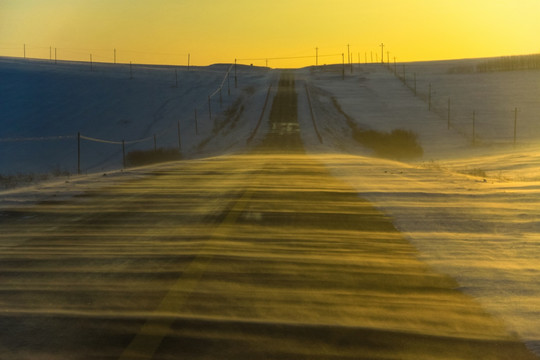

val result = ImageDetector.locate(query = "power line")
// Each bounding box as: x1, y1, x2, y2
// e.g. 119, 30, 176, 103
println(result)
237, 53, 341, 62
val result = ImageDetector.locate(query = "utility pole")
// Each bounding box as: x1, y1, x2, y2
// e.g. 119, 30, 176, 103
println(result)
23, 44, 26, 59
315, 47, 318, 66
380, 43, 384, 64
50, 46, 52, 61
347, 44, 350, 65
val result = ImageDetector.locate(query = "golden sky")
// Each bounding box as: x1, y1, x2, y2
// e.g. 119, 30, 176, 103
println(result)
1, 0, 539, 68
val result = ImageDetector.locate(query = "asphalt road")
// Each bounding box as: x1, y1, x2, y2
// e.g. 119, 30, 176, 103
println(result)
0, 71, 537, 359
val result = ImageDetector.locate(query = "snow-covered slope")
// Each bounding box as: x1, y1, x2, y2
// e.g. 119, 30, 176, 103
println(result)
0, 57, 274, 174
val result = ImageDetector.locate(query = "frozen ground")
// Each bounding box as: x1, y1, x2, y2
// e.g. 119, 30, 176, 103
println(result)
1, 57, 540, 355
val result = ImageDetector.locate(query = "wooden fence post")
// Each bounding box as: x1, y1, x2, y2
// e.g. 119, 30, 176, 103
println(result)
122, 140, 126, 168
447, 98, 451, 130
195, 108, 198, 135
514, 107, 518, 146
177, 120, 182, 152
77, 132, 81, 175
208, 95, 212, 120
428, 83, 432, 111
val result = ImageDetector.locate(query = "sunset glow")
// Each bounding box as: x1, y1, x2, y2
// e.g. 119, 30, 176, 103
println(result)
1, 0, 540, 67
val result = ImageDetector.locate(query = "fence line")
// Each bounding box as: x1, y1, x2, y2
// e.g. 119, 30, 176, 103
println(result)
209, 64, 233, 99
9, 44, 536, 174
383, 62, 533, 146
0, 60, 242, 175
0, 135, 76, 143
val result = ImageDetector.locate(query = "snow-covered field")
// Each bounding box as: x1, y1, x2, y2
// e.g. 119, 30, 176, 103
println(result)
296, 62, 540, 354
1, 57, 540, 355
0, 57, 274, 175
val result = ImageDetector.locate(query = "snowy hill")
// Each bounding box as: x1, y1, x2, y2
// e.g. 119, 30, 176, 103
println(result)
2, 56, 540, 355
0, 57, 274, 175
296, 60, 540, 355
3, 56, 540, 176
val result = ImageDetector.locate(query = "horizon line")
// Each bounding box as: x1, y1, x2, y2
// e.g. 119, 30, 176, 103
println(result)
2, 52, 540, 70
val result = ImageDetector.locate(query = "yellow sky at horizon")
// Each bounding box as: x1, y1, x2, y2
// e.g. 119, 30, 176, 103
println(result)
1, 0, 539, 68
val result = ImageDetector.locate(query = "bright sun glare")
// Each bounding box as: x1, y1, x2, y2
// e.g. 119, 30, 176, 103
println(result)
1, 0, 539, 67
